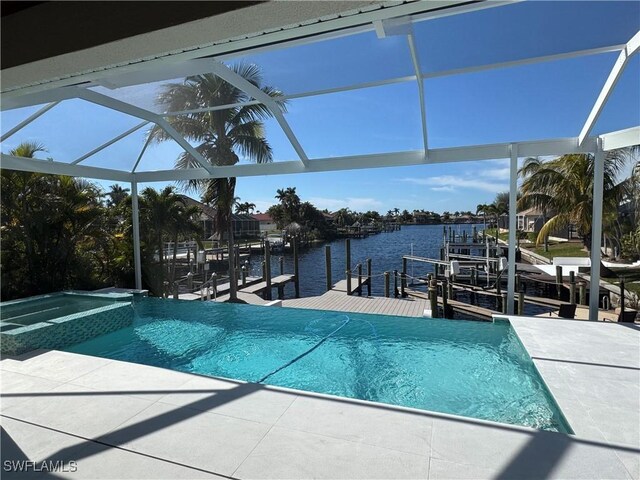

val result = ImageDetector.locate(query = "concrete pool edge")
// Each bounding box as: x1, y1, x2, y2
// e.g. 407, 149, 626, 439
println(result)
499, 314, 640, 478
2, 349, 637, 479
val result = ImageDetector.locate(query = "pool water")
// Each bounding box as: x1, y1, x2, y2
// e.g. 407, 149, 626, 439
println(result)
66, 298, 570, 432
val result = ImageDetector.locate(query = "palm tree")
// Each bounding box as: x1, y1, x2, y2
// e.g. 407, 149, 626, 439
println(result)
149, 63, 283, 300
235, 201, 256, 215
518, 149, 637, 251
519, 157, 551, 251
105, 184, 130, 208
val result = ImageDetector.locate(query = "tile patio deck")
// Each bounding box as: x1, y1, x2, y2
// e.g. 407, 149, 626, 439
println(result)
0, 316, 638, 479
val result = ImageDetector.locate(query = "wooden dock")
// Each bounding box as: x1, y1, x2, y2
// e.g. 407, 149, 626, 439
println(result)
239, 274, 295, 295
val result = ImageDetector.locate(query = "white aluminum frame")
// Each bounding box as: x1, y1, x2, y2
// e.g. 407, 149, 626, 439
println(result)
1, 2, 638, 319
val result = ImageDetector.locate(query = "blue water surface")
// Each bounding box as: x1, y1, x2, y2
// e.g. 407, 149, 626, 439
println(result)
66, 298, 570, 432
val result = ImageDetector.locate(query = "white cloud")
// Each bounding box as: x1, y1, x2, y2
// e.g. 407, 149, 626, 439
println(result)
479, 167, 510, 180
309, 197, 382, 212
430, 186, 455, 192
400, 175, 507, 193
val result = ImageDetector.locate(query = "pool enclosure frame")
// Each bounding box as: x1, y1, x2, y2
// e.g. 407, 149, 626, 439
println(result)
1, 0, 639, 321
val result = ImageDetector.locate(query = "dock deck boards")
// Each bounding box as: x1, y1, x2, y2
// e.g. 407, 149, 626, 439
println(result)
239, 274, 295, 294
283, 290, 428, 317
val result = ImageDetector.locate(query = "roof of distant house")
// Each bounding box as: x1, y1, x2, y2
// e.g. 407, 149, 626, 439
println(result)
518, 207, 544, 216
252, 213, 273, 222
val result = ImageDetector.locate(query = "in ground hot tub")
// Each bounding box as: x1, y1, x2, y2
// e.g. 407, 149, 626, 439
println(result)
0, 291, 134, 355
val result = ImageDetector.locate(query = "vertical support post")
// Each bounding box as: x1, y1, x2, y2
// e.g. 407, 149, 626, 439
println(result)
589, 141, 605, 320
620, 277, 625, 315
501, 292, 508, 314
131, 180, 142, 290
241, 266, 247, 287
357, 263, 363, 296
518, 291, 524, 315
325, 245, 332, 292
442, 279, 449, 318
211, 273, 217, 300
346, 269, 352, 296
429, 279, 439, 318
401, 272, 406, 298
293, 235, 300, 298
366, 258, 372, 296
279, 256, 284, 276
261, 260, 266, 281
507, 144, 518, 314
345, 239, 351, 274
384, 271, 390, 298
402, 256, 408, 279
265, 240, 272, 300
569, 271, 576, 304
555, 265, 563, 300
579, 282, 587, 305
472, 225, 477, 243
393, 270, 399, 298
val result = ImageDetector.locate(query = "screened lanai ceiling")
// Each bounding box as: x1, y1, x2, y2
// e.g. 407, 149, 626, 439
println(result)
1, 0, 639, 183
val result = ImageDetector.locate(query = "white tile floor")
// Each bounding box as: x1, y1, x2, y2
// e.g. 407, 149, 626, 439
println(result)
0, 317, 638, 479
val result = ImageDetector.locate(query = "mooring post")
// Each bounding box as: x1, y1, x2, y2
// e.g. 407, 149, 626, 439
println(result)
579, 281, 587, 305
241, 265, 247, 287
366, 258, 372, 296
211, 273, 217, 300
442, 279, 449, 318
501, 292, 508, 314
346, 269, 352, 296
173, 282, 179, 299
401, 272, 406, 298
345, 238, 351, 274
384, 271, 390, 297
569, 271, 576, 304
265, 240, 272, 301
518, 290, 524, 315
620, 277, 625, 315
429, 279, 439, 318
447, 280, 453, 301
325, 245, 332, 292
187, 271, 193, 291
357, 263, 363, 296
394, 270, 399, 298
555, 265, 563, 300
279, 256, 284, 276
261, 260, 266, 281
293, 236, 300, 298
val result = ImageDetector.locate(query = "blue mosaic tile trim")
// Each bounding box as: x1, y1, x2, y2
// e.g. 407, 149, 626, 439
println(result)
1, 303, 133, 356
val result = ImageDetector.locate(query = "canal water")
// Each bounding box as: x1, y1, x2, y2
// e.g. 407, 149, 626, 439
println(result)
244, 224, 556, 317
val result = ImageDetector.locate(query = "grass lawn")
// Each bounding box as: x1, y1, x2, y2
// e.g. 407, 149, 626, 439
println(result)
531, 242, 589, 260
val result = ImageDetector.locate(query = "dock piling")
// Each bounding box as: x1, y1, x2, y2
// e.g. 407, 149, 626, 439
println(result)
401, 272, 406, 298
394, 270, 399, 298
518, 290, 524, 315
501, 292, 508, 314
241, 266, 247, 287
555, 265, 563, 300
346, 269, 352, 296
345, 239, 351, 274
293, 236, 300, 298
429, 279, 439, 318
579, 281, 587, 305
366, 258, 372, 296
569, 271, 576, 304
264, 240, 272, 301
279, 256, 284, 276
357, 263, 363, 296
325, 245, 332, 292
442, 279, 449, 318
384, 271, 390, 297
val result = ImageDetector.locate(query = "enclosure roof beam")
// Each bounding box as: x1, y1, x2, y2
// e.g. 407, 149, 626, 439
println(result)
600, 126, 640, 151
0, 101, 60, 142
72, 87, 215, 174
209, 60, 309, 167
71, 121, 149, 165
133, 136, 599, 182
578, 30, 640, 145
407, 32, 429, 158
0, 153, 133, 182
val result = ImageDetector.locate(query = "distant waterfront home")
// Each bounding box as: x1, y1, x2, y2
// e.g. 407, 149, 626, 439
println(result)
517, 207, 545, 233
253, 213, 277, 234
179, 195, 260, 240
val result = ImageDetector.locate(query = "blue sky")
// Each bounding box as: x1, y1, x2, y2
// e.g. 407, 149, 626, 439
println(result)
1, 1, 639, 214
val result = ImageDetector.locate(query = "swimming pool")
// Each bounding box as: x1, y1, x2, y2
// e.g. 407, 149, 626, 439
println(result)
66, 298, 570, 432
